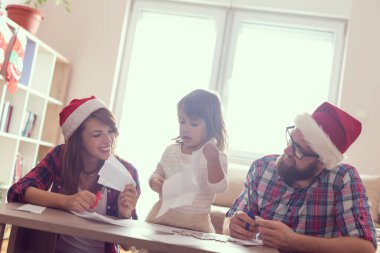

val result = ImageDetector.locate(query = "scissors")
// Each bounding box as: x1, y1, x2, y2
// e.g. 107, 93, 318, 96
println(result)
245, 184, 255, 230
90, 187, 104, 209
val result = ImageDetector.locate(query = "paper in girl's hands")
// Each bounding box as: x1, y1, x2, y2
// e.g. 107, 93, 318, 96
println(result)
97, 155, 136, 192
156, 141, 213, 218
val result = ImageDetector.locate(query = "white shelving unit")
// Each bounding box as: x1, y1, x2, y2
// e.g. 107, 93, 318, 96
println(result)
0, 17, 70, 188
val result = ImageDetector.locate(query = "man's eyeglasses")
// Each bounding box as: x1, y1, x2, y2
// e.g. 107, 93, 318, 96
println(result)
286, 126, 319, 160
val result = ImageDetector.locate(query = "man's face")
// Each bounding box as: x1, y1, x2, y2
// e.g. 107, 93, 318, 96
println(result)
276, 154, 319, 185
276, 128, 320, 185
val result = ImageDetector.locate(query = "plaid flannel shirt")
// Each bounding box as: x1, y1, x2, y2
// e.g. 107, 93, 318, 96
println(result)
7, 144, 141, 253
226, 155, 377, 250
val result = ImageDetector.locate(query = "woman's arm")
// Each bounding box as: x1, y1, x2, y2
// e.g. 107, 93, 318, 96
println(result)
24, 186, 96, 213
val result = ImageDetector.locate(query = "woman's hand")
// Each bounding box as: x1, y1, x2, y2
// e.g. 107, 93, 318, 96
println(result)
118, 184, 139, 218
150, 174, 164, 194
64, 190, 96, 213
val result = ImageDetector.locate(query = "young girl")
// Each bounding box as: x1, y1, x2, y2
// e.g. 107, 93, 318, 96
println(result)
7, 96, 140, 253
146, 89, 228, 233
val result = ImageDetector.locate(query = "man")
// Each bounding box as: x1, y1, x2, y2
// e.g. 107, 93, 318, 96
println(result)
224, 102, 377, 253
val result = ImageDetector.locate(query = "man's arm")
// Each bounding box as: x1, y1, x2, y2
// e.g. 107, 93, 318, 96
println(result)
256, 218, 376, 253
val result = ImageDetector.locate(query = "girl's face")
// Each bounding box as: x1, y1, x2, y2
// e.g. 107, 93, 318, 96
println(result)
81, 117, 116, 162
178, 107, 208, 154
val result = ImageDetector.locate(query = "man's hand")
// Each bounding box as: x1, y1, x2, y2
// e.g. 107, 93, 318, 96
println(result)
256, 218, 298, 251
226, 211, 257, 240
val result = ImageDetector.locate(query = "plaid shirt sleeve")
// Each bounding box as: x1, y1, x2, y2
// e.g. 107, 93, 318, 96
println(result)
334, 165, 377, 248
226, 155, 272, 217
7, 145, 63, 203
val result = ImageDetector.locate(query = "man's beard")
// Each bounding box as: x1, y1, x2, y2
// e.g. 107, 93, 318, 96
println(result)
276, 155, 319, 185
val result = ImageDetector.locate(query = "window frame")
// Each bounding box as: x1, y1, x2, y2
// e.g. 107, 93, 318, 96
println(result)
113, 0, 347, 166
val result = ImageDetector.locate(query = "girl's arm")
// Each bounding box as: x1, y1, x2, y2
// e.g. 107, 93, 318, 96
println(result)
203, 142, 226, 183
149, 146, 170, 193
149, 174, 164, 193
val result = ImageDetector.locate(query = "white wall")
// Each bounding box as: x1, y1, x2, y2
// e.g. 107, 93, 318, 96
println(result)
339, 0, 380, 174
7, 0, 379, 174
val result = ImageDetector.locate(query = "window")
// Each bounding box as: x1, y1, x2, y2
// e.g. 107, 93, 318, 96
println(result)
113, 0, 345, 218
224, 11, 344, 163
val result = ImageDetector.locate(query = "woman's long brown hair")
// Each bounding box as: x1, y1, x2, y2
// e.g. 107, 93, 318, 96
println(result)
61, 108, 119, 194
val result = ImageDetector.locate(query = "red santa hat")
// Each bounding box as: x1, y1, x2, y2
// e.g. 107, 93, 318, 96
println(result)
59, 96, 108, 140
294, 102, 362, 169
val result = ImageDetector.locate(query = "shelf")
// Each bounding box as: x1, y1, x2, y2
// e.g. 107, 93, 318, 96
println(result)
0, 17, 70, 186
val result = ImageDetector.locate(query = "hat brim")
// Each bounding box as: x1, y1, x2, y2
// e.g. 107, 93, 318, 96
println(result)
295, 113, 343, 169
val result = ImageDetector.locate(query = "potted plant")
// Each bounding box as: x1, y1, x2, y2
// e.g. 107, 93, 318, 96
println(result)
5, 0, 71, 35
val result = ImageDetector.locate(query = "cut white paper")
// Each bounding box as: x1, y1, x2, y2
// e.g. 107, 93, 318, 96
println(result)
156, 144, 205, 218
16, 204, 46, 214
71, 211, 131, 226
231, 237, 263, 246
98, 155, 136, 192
71, 211, 263, 246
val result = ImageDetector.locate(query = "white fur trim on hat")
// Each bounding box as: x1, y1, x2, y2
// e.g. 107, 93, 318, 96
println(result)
294, 113, 343, 169
61, 99, 108, 139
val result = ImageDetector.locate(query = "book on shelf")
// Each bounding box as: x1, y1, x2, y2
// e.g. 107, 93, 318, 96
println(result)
21, 111, 37, 137
13, 152, 24, 183
0, 100, 13, 133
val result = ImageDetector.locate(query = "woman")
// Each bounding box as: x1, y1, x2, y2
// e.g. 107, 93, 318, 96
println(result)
7, 96, 140, 253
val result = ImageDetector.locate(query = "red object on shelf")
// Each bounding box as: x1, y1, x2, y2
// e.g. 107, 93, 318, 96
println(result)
5, 5, 44, 35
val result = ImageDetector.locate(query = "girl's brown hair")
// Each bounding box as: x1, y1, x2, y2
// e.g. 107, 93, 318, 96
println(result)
61, 108, 119, 194
177, 89, 227, 151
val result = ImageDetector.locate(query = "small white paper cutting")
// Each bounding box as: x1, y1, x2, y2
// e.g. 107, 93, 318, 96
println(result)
17, 204, 46, 214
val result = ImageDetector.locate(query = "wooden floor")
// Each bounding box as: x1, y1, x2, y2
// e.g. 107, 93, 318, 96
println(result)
1, 239, 7, 253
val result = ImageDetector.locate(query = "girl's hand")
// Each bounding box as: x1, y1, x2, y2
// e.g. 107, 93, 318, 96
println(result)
203, 142, 220, 163
150, 175, 164, 194
118, 184, 139, 218
64, 190, 96, 213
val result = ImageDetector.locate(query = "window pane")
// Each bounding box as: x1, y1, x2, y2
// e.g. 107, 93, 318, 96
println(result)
226, 22, 334, 159
117, 10, 218, 218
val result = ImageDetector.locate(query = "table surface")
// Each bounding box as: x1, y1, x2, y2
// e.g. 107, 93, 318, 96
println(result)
0, 203, 278, 253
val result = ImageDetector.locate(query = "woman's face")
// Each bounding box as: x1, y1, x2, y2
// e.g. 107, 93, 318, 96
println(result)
81, 117, 116, 162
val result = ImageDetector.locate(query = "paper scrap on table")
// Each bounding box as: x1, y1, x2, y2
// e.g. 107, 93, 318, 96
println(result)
72, 211, 131, 226
156, 146, 203, 218
171, 228, 263, 245
98, 155, 136, 191
231, 237, 263, 246
17, 204, 46, 214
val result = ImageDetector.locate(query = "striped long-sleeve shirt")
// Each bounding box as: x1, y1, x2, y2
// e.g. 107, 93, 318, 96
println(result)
227, 155, 377, 250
